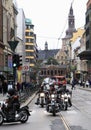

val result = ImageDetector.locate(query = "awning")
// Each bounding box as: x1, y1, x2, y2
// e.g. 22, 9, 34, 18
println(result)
77, 50, 91, 60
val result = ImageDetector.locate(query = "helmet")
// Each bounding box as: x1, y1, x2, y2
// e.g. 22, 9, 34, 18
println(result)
8, 88, 15, 96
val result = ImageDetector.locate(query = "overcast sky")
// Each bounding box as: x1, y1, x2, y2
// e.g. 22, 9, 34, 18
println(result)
16, 0, 88, 50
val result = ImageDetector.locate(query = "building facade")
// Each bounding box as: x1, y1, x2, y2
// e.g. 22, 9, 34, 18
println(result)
2, 0, 18, 81
25, 18, 38, 68
78, 0, 91, 80
16, 8, 26, 65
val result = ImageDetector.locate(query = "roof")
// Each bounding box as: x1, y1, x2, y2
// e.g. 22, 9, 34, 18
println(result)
38, 49, 60, 60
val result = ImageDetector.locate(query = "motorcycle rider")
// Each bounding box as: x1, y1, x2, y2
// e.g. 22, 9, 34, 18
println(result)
57, 87, 72, 107
35, 84, 44, 105
5, 88, 20, 114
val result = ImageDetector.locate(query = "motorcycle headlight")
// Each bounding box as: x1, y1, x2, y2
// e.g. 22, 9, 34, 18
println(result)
51, 94, 55, 98
64, 93, 67, 97
40, 93, 45, 97
68, 94, 70, 98
52, 98, 55, 101
61, 95, 64, 98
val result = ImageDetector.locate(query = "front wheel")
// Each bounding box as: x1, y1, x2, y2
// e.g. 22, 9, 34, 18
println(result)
52, 106, 56, 116
20, 110, 29, 123
0, 113, 4, 125
53, 111, 56, 116
64, 102, 68, 111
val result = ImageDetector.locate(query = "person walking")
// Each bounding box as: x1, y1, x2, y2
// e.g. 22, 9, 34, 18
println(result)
71, 78, 76, 90
85, 80, 89, 87
2, 80, 8, 95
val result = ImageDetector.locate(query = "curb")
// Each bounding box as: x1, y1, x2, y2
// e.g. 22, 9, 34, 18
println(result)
21, 93, 36, 107
79, 87, 91, 92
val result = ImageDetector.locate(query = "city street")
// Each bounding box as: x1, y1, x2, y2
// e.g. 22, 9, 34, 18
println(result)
0, 85, 91, 130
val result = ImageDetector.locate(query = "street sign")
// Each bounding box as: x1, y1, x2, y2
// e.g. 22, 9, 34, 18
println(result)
23, 63, 30, 71
8, 41, 19, 52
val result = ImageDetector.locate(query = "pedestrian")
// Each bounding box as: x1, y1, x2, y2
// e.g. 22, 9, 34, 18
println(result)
71, 78, 76, 90
2, 80, 8, 95
85, 80, 89, 87
89, 80, 91, 88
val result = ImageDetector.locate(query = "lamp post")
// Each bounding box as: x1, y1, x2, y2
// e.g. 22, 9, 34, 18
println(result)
8, 40, 19, 88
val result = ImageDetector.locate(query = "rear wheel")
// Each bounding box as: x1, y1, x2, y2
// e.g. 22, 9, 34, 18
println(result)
0, 113, 4, 125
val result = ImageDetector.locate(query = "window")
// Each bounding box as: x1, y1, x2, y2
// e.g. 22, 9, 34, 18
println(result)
25, 45, 34, 50
26, 25, 30, 29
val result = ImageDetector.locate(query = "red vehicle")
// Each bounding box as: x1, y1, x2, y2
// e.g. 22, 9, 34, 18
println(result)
51, 76, 67, 89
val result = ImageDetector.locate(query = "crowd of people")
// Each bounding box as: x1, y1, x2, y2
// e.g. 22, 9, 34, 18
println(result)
79, 79, 91, 88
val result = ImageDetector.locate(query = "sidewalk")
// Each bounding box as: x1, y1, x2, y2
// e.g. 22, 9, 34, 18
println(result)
78, 85, 91, 92
67, 84, 91, 92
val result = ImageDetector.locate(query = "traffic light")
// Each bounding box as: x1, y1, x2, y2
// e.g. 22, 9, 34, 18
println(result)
13, 54, 19, 68
18, 55, 22, 67
13, 54, 22, 68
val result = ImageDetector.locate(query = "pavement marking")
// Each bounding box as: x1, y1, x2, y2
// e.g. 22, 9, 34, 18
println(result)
60, 114, 71, 130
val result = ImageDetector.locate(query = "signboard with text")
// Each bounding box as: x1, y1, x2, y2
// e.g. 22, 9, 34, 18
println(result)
23, 63, 30, 71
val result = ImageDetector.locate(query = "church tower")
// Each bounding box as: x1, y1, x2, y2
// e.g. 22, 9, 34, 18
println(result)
65, 3, 76, 38
45, 41, 48, 50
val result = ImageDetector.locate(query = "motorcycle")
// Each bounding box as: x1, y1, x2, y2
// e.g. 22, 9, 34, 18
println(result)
39, 92, 45, 107
57, 87, 72, 110
35, 92, 45, 107
46, 93, 61, 116
0, 100, 31, 125
60, 92, 69, 111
